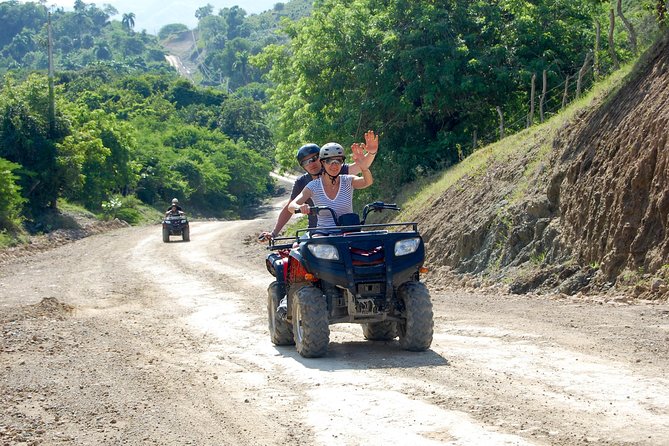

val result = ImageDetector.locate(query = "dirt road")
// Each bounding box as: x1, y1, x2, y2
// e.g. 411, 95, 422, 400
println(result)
2, 198, 669, 445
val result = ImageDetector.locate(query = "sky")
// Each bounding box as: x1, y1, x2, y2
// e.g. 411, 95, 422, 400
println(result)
36, 1, 280, 34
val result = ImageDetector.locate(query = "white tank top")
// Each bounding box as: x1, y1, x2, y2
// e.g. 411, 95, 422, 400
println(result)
305, 175, 355, 228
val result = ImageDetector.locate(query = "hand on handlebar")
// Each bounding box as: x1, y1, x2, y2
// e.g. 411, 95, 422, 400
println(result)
258, 231, 274, 243
294, 204, 311, 215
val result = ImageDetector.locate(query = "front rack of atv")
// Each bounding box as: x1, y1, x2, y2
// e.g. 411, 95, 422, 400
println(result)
267, 221, 419, 251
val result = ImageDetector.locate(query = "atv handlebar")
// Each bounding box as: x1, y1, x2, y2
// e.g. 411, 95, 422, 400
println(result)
294, 202, 400, 225
294, 206, 338, 223
266, 200, 414, 251
361, 201, 400, 224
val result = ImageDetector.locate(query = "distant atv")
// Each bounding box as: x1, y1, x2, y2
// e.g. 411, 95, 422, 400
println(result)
162, 211, 190, 242
265, 202, 433, 358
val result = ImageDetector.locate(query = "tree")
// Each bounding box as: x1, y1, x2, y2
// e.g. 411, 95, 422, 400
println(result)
217, 95, 273, 153
94, 42, 112, 60
122, 12, 136, 32
199, 15, 228, 49
158, 23, 189, 40
220, 6, 249, 40
0, 75, 67, 211
195, 4, 214, 20
73, 0, 87, 14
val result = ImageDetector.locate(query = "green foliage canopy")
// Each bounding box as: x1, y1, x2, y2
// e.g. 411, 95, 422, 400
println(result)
258, 0, 654, 193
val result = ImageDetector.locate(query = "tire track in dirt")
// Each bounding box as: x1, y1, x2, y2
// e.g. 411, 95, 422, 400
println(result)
129, 220, 547, 445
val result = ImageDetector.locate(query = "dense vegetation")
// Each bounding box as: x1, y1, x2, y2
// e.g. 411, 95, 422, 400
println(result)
0, 0, 170, 76
0, 1, 274, 234
257, 0, 660, 203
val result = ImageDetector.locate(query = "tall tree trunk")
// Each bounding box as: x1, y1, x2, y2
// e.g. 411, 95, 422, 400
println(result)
617, 0, 638, 55
539, 70, 547, 123
562, 75, 570, 108
576, 51, 593, 98
496, 106, 504, 140
608, 9, 620, 70
594, 20, 601, 80
529, 73, 536, 127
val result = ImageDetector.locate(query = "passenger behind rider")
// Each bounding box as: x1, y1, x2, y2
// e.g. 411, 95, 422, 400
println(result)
287, 141, 373, 233
165, 198, 184, 216
258, 130, 379, 241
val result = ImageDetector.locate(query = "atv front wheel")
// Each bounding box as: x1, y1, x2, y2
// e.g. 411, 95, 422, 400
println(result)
292, 285, 329, 358
267, 281, 294, 346
162, 227, 169, 243
182, 226, 190, 242
362, 321, 397, 341
397, 282, 433, 351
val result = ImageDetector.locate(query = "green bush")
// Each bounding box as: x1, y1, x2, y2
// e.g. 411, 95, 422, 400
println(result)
115, 207, 141, 224
101, 194, 144, 224
0, 158, 25, 231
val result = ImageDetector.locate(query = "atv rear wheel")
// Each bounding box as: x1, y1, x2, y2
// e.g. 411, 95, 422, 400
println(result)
292, 285, 329, 358
267, 281, 294, 346
362, 321, 397, 341
397, 282, 433, 351
182, 226, 190, 242
162, 227, 169, 243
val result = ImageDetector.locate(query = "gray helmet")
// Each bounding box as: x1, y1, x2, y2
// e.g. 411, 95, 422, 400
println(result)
319, 142, 345, 160
171, 198, 179, 205
296, 143, 320, 162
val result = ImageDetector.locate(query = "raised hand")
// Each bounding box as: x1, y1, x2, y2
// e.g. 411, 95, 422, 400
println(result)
351, 142, 369, 169
363, 130, 379, 155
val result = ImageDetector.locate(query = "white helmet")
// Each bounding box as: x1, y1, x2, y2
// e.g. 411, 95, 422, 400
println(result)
319, 142, 345, 160
171, 198, 179, 205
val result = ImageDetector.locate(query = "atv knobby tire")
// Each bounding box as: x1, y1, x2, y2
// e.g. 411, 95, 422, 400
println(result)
397, 282, 433, 351
182, 226, 190, 242
292, 285, 329, 358
362, 321, 397, 341
162, 227, 170, 243
267, 281, 294, 346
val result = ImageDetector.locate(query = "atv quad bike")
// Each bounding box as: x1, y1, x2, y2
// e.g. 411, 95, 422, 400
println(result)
265, 202, 433, 358
162, 212, 190, 242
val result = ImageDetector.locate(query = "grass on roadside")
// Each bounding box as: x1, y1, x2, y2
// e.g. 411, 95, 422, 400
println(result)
395, 63, 634, 222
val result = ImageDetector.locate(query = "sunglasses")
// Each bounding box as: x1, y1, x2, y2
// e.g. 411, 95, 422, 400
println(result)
300, 155, 319, 167
323, 158, 345, 166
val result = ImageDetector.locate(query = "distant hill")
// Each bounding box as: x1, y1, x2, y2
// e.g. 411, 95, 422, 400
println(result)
159, 0, 312, 90
0, 1, 171, 77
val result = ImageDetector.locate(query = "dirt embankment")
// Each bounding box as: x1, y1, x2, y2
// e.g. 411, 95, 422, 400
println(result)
0, 218, 129, 266
412, 35, 669, 301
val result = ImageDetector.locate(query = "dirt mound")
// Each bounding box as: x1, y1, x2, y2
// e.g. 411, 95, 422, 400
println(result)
412, 35, 669, 300
0, 298, 73, 339
21, 297, 74, 321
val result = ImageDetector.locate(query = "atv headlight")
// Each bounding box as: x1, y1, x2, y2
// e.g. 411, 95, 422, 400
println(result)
394, 237, 421, 256
308, 244, 340, 260
181, 220, 187, 223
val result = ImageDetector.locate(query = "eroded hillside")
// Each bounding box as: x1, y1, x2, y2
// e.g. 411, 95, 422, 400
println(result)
411, 34, 669, 300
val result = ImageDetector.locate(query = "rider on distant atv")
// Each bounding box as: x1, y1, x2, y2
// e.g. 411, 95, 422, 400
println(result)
165, 198, 184, 216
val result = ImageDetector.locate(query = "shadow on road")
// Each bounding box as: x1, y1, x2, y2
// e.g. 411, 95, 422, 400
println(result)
275, 341, 449, 371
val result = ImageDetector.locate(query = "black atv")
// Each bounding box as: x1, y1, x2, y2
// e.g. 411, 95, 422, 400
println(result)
265, 201, 433, 358
162, 212, 190, 242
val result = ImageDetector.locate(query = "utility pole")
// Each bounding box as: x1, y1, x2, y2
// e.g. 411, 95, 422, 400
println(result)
47, 12, 56, 137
